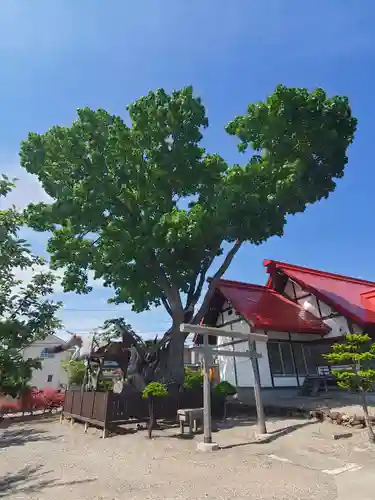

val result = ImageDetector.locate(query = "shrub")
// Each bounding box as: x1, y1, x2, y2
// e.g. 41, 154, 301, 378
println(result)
323, 333, 375, 443
183, 366, 203, 391
142, 382, 168, 439
61, 359, 86, 385
215, 381, 237, 397
214, 381, 237, 420
98, 379, 114, 392
142, 382, 168, 399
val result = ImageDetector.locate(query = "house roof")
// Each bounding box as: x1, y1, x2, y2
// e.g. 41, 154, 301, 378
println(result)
264, 260, 375, 328
31, 334, 67, 346
211, 278, 329, 334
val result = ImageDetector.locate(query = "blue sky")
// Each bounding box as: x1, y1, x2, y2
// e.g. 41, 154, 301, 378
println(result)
1, 0, 375, 339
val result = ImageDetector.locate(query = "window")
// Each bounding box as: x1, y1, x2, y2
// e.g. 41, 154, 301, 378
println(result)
268, 343, 283, 375
268, 342, 295, 376
292, 344, 308, 376
268, 342, 319, 378
280, 343, 295, 375
47, 375, 53, 383
40, 349, 54, 359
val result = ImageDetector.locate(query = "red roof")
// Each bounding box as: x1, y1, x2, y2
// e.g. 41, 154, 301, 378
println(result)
214, 279, 329, 334
264, 260, 375, 327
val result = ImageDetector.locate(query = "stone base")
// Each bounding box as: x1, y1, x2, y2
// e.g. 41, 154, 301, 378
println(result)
255, 433, 271, 443
196, 441, 219, 452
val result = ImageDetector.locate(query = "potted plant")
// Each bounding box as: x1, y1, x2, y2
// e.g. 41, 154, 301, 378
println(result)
214, 381, 237, 420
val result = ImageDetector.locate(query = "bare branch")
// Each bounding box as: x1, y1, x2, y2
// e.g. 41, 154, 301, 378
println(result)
193, 256, 214, 302
192, 239, 242, 326
185, 248, 219, 311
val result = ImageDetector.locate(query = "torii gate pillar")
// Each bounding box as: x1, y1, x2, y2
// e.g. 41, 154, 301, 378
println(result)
181, 324, 268, 451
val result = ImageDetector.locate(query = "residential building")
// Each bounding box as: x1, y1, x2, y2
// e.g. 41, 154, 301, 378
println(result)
23, 334, 70, 389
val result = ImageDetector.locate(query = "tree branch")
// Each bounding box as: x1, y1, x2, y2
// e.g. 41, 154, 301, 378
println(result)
185, 246, 220, 312
185, 255, 214, 312
150, 253, 183, 317
161, 295, 173, 317
193, 258, 213, 302
192, 239, 242, 326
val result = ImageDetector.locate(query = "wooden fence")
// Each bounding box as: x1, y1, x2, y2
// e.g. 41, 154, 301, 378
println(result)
63, 385, 204, 432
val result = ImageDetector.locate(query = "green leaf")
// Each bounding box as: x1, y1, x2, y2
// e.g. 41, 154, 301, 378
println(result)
183, 365, 203, 390
325, 334, 375, 392
18, 85, 356, 327
215, 381, 237, 396
142, 381, 168, 399
0, 181, 61, 396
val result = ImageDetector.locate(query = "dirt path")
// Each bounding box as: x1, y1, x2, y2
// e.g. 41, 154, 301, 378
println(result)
1, 415, 375, 499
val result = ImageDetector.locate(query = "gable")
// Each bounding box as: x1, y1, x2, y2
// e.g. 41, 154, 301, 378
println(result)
265, 260, 375, 328
32, 334, 66, 346
209, 279, 329, 334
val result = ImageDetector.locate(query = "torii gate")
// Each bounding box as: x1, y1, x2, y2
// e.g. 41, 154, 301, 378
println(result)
180, 323, 268, 452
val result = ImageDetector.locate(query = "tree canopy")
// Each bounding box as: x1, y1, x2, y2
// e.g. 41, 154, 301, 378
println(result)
19, 84, 357, 382
0, 176, 61, 396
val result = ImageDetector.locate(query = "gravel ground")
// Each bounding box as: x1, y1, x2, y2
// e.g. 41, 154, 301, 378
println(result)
1, 415, 375, 500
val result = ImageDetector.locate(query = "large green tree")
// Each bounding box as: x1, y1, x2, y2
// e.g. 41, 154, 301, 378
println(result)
0, 176, 61, 397
19, 85, 357, 385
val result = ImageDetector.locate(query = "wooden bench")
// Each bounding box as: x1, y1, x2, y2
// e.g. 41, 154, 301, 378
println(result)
177, 408, 203, 435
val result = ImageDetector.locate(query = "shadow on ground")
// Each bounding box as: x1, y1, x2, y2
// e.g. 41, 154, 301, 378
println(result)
0, 427, 60, 449
0, 465, 96, 498
0, 412, 61, 428
215, 412, 307, 430
219, 419, 317, 450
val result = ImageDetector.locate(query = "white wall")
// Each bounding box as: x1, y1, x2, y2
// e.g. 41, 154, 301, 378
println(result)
215, 301, 326, 388
23, 335, 70, 390
215, 312, 273, 388
283, 278, 361, 338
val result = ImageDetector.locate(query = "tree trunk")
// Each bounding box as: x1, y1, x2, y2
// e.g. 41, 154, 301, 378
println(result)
223, 398, 227, 421
165, 328, 185, 386
360, 391, 375, 443
153, 316, 187, 388
148, 397, 154, 439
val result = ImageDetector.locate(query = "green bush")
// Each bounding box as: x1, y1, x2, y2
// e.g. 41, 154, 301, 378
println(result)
142, 382, 168, 399
98, 379, 114, 392
215, 381, 237, 397
61, 359, 86, 385
142, 382, 168, 439
183, 366, 203, 390
214, 381, 237, 420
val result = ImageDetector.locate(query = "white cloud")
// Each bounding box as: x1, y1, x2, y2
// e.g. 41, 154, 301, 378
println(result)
56, 302, 171, 339
13, 263, 104, 295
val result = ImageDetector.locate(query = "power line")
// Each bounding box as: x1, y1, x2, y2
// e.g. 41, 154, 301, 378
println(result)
59, 308, 132, 312
58, 308, 171, 318
60, 327, 169, 336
